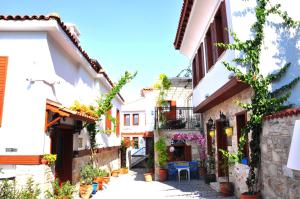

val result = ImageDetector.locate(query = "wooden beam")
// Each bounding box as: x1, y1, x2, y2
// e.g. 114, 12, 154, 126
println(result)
0, 155, 42, 165
45, 116, 61, 130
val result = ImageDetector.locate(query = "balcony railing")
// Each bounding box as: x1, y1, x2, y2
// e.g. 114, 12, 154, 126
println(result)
155, 107, 201, 130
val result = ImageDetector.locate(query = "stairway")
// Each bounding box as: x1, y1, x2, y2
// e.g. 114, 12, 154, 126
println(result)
130, 147, 149, 168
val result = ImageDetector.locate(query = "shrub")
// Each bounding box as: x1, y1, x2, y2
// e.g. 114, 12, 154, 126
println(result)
80, 164, 95, 185
45, 179, 75, 199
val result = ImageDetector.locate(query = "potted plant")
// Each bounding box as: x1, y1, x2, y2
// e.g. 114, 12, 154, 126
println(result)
45, 179, 75, 199
155, 136, 168, 182
42, 154, 57, 166
204, 155, 216, 184
79, 164, 94, 199
219, 150, 236, 197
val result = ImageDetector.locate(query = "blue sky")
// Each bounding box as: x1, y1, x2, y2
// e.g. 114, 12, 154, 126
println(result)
0, 0, 189, 101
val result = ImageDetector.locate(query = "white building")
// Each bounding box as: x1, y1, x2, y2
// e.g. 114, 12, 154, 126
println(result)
174, 0, 300, 197
121, 77, 202, 169
0, 14, 123, 192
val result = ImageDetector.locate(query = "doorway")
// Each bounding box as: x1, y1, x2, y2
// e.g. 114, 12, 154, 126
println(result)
236, 112, 249, 164
216, 120, 228, 177
51, 128, 73, 183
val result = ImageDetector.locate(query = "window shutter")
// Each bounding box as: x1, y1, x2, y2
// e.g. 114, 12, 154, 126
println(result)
116, 109, 120, 136
105, 109, 111, 130
197, 43, 205, 80
184, 145, 192, 162
167, 146, 173, 161
192, 58, 197, 87
210, 21, 218, 64
220, 1, 229, 44
0, 57, 8, 127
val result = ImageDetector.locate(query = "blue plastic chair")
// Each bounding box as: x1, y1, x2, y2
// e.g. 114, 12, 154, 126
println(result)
189, 161, 199, 179
168, 162, 178, 180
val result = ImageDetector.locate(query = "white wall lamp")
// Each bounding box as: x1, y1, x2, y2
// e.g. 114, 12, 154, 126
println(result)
287, 120, 300, 171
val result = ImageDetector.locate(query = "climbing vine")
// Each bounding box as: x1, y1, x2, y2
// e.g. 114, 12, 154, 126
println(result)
217, 0, 299, 194
86, 71, 137, 150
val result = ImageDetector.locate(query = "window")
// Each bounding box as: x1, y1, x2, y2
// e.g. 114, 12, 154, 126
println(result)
124, 114, 130, 126
132, 137, 139, 149
133, 114, 139, 125
191, 1, 228, 81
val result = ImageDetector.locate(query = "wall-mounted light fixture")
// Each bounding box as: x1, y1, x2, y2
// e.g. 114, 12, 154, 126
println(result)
287, 120, 300, 171
207, 117, 216, 138
220, 111, 233, 136
169, 146, 175, 153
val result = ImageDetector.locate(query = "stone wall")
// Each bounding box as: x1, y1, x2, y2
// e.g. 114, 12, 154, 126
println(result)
15, 165, 54, 199
202, 88, 253, 196
261, 114, 300, 199
72, 147, 120, 183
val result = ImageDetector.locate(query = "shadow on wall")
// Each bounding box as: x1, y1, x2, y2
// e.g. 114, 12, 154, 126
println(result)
270, 21, 300, 107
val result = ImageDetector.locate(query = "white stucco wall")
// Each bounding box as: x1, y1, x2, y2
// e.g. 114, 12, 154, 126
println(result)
0, 23, 122, 156
181, 0, 300, 108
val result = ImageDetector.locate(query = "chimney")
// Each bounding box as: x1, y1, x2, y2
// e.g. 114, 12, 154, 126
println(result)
65, 23, 80, 43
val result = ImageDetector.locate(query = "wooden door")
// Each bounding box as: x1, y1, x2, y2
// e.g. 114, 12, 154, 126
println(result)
206, 123, 213, 156
52, 128, 73, 183
216, 120, 228, 177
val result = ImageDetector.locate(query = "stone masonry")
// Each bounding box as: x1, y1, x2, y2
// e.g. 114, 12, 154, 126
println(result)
202, 87, 253, 197
72, 147, 120, 183
262, 114, 300, 199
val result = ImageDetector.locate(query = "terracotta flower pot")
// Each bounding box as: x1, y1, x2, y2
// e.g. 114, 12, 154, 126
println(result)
103, 176, 110, 184
144, 173, 153, 182
220, 182, 234, 196
119, 168, 128, 174
41, 158, 48, 165
111, 170, 120, 177
79, 184, 92, 199
159, 169, 167, 182
97, 181, 103, 190
240, 192, 262, 199
95, 176, 104, 183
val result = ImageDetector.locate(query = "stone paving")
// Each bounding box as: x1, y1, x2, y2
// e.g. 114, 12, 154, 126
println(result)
92, 169, 236, 199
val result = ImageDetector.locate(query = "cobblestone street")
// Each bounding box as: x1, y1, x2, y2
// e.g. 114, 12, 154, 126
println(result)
92, 169, 236, 199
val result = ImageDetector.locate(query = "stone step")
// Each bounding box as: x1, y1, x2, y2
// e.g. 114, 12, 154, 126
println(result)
210, 182, 220, 192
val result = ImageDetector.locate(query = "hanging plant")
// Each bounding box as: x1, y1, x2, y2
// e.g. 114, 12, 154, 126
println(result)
217, 0, 299, 195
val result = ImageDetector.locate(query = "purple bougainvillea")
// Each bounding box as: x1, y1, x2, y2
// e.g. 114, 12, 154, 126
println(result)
171, 133, 206, 161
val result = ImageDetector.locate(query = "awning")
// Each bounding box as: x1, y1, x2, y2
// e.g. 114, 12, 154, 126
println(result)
45, 99, 97, 131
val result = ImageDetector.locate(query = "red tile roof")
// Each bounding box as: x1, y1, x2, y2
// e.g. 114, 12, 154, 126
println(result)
46, 99, 98, 123
0, 14, 124, 102
174, 0, 194, 50
264, 108, 300, 121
